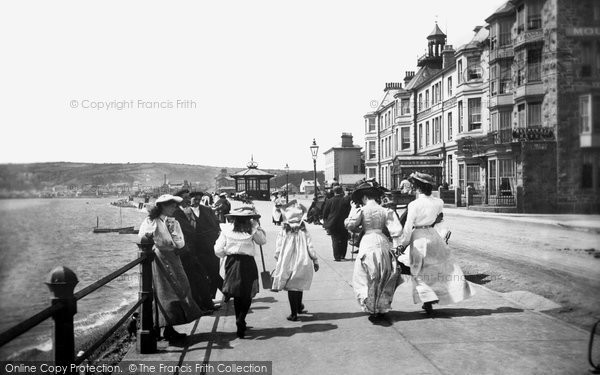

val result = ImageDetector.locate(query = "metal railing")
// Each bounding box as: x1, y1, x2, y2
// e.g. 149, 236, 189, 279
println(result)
0, 238, 157, 367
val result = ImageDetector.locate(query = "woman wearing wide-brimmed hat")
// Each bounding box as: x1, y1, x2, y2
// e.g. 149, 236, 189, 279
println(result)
214, 205, 266, 338
271, 200, 320, 321
396, 172, 473, 314
345, 179, 403, 322
138, 194, 203, 341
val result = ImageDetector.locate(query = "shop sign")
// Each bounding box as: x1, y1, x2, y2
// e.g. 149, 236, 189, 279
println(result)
566, 27, 600, 37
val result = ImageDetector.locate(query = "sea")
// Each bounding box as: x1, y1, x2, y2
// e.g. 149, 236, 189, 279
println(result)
0, 198, 148, 360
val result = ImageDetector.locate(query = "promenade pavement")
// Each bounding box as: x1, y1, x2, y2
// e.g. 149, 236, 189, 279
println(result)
122, 199, 594, 375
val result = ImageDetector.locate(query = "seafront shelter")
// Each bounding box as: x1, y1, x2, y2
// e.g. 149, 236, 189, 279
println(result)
230, 157, 274, 201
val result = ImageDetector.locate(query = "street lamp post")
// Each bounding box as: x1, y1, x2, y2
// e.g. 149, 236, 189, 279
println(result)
284, 163, 289, 204
310, 139, 319, 201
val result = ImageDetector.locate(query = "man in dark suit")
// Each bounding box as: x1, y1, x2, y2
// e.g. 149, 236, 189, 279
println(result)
189, 192, 223, 301
172, 189, 216, 313
322, 186, 352, 261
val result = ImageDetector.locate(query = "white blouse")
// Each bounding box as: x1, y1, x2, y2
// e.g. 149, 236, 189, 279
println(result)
138, 214, 185, 251
214, 224, 267, 258
397, 194, 444, 248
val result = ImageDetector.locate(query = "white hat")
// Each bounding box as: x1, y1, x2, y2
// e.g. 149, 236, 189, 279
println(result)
155, 194, 183, 204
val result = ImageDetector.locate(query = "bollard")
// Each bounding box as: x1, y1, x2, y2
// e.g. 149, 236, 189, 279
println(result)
46, 266, 78, 369
137, 237, 156, 353
466, 186, 471, 208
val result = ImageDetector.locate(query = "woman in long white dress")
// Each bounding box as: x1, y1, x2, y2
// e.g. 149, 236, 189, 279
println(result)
396, 172, 473, 314
271, 200, 320, 321
345, 179, 403, 322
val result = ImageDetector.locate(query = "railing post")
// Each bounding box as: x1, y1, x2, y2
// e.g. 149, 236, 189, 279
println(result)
46, 266, 78, 369
455, 187, 462, 207
137, 237, 156, 354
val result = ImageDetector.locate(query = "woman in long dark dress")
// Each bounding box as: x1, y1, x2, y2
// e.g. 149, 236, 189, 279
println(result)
138, 194, 202, 340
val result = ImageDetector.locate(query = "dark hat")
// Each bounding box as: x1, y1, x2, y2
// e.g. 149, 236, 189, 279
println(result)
333, 186, 344, 195
409, 172, 435, 186
350, 178, 387, 203
174, 189, 190, 197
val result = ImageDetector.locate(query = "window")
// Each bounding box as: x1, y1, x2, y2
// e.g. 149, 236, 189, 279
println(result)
401, 127, 410, 150
491, 112, 498, 132
517, 4, 525, 33
458, 164, 465, 192
401, 99, 410, 115
499, 20, 511, 47
580, 95, 591, 134
489, 160, 497, 196
419, 124, 423, 149
490, 65, 497, 96
528, 102, 542, 127
368, 141, 376, 159
499, 159, 515, 196
490, 22, 497, 51
467, 57, 482, 80
458, 101, 464, 132
466, 165, 481, 191
528, 48, 542, 82
418, 94, 423, 111
582, 161, 593, 188
500, 60, 512, 94
448, 76, 452, 97
447, 155, 453, 186
425, 121, 430, 146
448, 112, 453, 140
434, 117, 441, 144
580, 94, 600, 134
516, 50, 526, 86
368, 117, 375, 132
579, 41, 600, 78
528, 0, 542, 30
499, 110, 512, 142
518, 104, 526, 128
458, 60, 463, 84
468, 98, 482, 130
425, 90, 429, 108
368, 168, 376, 179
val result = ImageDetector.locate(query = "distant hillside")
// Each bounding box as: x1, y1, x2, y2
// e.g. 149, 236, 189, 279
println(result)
0, 162, 324, 192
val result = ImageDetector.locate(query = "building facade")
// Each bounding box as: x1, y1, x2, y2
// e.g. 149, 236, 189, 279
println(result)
323, 133, 364, 185
363, 0, 600, 213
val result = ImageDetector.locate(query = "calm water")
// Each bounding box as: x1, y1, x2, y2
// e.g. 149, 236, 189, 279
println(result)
0, 198, 148, 360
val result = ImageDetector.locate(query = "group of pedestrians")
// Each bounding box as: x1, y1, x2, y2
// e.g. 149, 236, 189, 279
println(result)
139, 171, 472, 342
321, 173, 473, 321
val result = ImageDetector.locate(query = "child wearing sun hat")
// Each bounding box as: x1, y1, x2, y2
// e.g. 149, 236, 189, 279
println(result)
271, 200, 320, 321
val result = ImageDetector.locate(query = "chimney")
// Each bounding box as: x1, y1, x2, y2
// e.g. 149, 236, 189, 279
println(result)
403, 71, 415, 87
442, 45, 455, 69
384, 82, 402, 91
341, 133, 353, 147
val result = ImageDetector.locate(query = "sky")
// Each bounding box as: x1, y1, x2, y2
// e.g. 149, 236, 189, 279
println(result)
0, 0, 503, 171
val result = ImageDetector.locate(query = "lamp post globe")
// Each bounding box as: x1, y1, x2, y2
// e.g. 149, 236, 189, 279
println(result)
309, 139, 319, 201
284, 163, 289, 204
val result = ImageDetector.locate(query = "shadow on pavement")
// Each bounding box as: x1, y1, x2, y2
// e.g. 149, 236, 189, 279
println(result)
297, 311, 367, 322
245, 323, 338, 340
386, 306, 523, 322
253, 296, 278, 303
464, 273, 492, 285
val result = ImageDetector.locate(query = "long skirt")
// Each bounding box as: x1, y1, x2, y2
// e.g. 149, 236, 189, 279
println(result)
352, 231, 402, 314
153, 249, 202, 327
222, 254, 259, 299
407, 228, 473, 305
